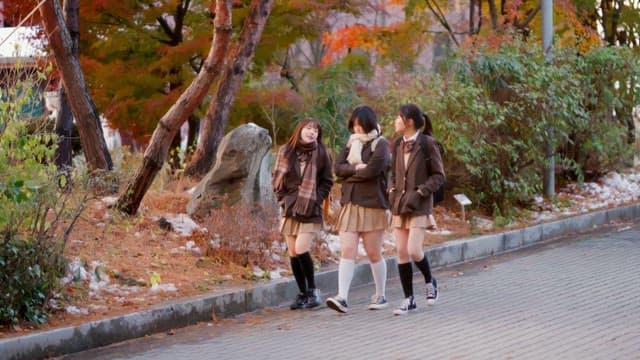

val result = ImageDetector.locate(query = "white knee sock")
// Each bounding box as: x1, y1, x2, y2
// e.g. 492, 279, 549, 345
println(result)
338, 258, 355, 301
370, 260, 387, 297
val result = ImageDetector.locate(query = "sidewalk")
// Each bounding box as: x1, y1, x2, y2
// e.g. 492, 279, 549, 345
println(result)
2, 203, 640, 360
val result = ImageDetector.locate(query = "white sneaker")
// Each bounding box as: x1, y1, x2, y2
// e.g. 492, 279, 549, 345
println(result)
367, 295, 388, 310
393, 296, 416, 315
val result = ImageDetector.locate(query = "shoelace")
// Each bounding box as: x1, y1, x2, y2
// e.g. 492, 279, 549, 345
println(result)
400, 298, 412, 310
370, 295, 382, 304
426, 284, 436, 298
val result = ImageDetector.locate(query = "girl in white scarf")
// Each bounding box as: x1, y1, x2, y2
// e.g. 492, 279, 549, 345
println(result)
346, 128, 380, 165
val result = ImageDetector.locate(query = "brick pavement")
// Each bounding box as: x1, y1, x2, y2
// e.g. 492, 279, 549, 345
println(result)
63, 222, 640, 360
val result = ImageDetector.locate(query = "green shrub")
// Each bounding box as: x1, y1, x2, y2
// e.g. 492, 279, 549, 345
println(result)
0, 68, 85, 325
374, 36, 637, 213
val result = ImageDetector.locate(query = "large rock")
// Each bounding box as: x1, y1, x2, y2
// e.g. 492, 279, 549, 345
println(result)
187, 123, 276, 219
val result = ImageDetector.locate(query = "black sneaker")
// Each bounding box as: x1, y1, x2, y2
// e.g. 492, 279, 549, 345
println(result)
305, 288, 321, 308
326, 295, 348, 313
426, 278, 438, 305
393, 296, 416, 315
290, 292, 307, 310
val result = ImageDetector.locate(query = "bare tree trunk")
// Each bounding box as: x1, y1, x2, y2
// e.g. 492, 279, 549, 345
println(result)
185, 0, 275, 178
116, 0, 233, 215
40, 0, 113, 172
55, 0, 78, 172
488, 0, 499, 30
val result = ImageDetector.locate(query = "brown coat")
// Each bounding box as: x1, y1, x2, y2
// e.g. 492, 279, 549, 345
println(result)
335, 137, 391, 209
274, 144, 334, 223
388, 134, 445, 216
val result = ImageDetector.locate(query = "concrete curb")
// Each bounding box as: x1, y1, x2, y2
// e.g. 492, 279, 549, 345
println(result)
3, 203, 639, 359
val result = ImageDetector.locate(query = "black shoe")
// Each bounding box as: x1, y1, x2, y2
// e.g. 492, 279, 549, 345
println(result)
326, 295, 348, 313
393, 296, 417, 315
305, 288, 321, 308
290, 292, 307, 310
426, 278, 438, 305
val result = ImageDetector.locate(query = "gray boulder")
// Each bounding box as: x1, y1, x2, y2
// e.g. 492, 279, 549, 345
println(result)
187, 123, 276, 219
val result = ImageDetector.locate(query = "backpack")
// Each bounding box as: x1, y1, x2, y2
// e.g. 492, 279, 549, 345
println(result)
393, 134, 445, 204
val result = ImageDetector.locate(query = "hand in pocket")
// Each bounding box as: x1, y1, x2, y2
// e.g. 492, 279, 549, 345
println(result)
406, 190, 422, 210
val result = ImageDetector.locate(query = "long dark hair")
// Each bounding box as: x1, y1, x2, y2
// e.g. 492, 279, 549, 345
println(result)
399, 103, 432, 136
286, 117, 324, 150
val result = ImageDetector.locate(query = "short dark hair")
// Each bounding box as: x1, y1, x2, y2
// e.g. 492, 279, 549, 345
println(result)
348, 105, 379, 134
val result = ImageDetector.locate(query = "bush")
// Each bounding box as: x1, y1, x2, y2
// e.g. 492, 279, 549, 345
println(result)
0, 67, 85, 325
205, 201, 283, 269
374, 35, 638, 213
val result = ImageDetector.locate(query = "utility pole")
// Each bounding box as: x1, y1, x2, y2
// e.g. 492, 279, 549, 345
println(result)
542, 0, 554, 199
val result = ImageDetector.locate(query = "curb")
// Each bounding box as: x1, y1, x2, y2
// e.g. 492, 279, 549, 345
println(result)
2, 203, 639, 359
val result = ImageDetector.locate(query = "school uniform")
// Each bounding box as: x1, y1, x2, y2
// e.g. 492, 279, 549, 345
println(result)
274, 143, 333, 236
273, 141, 333, 310
389, 132, 445, 226
335, 136, 391, 232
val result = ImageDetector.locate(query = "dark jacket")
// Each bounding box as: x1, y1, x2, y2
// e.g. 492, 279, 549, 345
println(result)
388, 134, 445, 216
335, 137, 391, 209
274, 144, 334, 223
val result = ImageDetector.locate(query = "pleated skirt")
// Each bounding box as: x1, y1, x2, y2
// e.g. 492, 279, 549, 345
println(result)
336, 203, 388, 232
280, 218, 322, 236
391, 214, 437, 230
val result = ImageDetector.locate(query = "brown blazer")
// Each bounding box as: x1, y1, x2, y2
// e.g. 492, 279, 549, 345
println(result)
388, 134, 445, 216
335, 137, 391, 209
273, 144, 334, 223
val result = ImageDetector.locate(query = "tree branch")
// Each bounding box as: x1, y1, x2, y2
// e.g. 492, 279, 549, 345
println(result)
424, 0, 460, 46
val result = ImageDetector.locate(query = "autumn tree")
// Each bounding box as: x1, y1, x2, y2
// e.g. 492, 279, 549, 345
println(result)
40, 0, 113, 171
115, 0, 235, 215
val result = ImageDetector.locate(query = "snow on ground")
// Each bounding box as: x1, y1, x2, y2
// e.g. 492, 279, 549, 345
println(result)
531, 170, 640, 222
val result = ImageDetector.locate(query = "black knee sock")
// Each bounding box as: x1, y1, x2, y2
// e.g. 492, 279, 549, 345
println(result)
290, 256, 307, 293
297, 252, 316, 290
398, 262, 414, 298
414, 255, 433, 284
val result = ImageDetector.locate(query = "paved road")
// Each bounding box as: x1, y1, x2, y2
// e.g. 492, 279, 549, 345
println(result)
62, 222, 640, 360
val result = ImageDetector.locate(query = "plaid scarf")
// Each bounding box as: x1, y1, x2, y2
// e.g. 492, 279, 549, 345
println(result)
272, 142, 318, 217
272, 146, 290, 193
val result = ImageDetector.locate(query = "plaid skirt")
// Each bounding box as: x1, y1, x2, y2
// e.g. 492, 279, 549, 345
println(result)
336, 203, 388, 232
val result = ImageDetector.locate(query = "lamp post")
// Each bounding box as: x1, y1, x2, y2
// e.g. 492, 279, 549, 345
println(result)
542, 0, 555, 199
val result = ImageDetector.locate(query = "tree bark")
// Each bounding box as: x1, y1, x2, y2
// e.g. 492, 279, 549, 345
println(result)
116, 0, 233, 215
40, 0, 113, 172
488, 0, 499, 30
185, 0, 275, 178
55, 0, 78, 172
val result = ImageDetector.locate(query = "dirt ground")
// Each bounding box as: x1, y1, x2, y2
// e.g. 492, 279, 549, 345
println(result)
0, 173, 632, 339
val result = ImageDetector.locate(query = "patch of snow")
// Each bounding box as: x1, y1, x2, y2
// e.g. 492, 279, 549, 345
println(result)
101, 196, 118, 206
66, 306, 89, 315
253, 266, 265, 278
323, 233, 341, 254
163, 214, 204, 236
151, 283, 178, 292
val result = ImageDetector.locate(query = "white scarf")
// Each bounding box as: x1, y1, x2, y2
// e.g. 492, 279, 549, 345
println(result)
346, 129, 379, 165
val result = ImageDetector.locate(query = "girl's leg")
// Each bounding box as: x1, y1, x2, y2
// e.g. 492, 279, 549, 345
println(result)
337, 231, 358, 301
394, 228, 414, 299
326, 232, 358, 313
362, 230, 386, 299
295, 232, 316, 289
295, 232, 321, 308
407, 227, 432, 284
286, 235, 307, 310
407, 226, 438, 304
